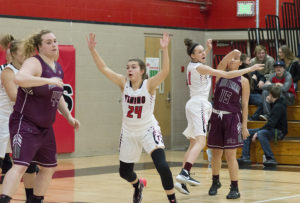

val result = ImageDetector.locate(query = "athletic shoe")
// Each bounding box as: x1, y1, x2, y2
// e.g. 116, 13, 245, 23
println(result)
226, 185, 240, 199
263, 159, 277, 167
208, 181, 221, 196
176, 169, 200, 186
259, 114, 269, 121
174, 182, 190, 195
133, 179, 144, 203
237, 156, 252, 165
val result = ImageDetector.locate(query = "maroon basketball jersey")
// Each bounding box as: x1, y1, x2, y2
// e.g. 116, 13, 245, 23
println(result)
13, 55, 64, 128
213, 77, 242, 113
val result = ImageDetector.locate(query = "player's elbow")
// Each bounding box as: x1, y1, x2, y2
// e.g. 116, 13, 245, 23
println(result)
14, 73, 29, 87
14, 74, 23, 86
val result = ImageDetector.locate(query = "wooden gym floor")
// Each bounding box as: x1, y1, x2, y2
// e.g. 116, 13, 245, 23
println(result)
1, 150, 300, 203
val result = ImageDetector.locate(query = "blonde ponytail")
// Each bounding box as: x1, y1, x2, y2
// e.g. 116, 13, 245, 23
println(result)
0, 34, 15, 50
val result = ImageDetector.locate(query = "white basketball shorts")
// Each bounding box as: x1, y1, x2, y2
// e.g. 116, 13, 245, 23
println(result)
119, 121, 165, 163
0, 118, 10, 158
183, 98, 212, 139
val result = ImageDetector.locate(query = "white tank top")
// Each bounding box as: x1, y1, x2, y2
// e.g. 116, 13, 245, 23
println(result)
0, 63, 19, 119
122, 79, 156, 130
187, 62, 211, 99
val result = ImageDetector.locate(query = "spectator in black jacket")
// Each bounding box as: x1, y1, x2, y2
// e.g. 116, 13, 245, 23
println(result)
279, 45, 300, 90
248, 70, 266, 120
239, 54, 265, 120
238, 86, 287, 167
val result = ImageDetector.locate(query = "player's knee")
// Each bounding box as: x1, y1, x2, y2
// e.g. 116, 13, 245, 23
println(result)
119, 161, 136, 182
151, 148, 174, 190
25, 164, 39, 174
151, 148, 168, 173
12, 165, 28, 174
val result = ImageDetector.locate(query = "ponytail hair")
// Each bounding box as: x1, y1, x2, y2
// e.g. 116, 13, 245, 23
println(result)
184, 38, 199, 56
0, 34, 15, 50
23, 29, 52, 59
128, 58, 148, 80
9, 40, 23, 57
0, 34, 23, 60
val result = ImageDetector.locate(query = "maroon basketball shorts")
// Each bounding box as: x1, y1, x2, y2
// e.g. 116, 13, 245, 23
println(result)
207, 110, 243, 149
9, 114, 57, 167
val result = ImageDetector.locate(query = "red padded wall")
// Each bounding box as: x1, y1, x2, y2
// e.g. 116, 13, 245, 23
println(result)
0, 0, 294, 29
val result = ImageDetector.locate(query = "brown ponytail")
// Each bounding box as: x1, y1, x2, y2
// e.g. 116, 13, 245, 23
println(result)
0, 34, 15, 50
184, 38, 199, 56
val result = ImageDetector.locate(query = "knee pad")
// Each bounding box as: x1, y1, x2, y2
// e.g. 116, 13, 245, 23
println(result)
1, 154, 12, 174
25, 164, 38, 174
0, 158, 3, 169
151, 148, 174, 190
119, 161, 136, 182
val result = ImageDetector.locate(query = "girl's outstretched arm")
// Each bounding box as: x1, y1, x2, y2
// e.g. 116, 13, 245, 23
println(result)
148, 32, 170, 94
87, 33, 126, 90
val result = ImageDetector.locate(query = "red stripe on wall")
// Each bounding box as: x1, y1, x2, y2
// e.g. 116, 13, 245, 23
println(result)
0, 0, 293, 29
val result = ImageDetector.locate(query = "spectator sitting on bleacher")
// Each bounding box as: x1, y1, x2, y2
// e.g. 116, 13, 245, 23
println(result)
238, 86, 287, 167
239, 54, 265, 120
259, 60, 296, 121
248, 69, 266, 121
250, 45, 275, 81
279, 45, 300, 90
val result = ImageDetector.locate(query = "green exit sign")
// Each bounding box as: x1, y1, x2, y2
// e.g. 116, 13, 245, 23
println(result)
237, 1, 255, 17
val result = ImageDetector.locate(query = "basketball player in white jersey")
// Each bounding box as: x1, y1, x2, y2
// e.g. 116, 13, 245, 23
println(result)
87, 32, 177, 203
174, 38, 264, 195
0, 35, 15, 173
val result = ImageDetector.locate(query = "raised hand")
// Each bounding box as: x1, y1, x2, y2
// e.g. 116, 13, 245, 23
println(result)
160, 32, 170, 49
206, 39, 212, 50
87, 33, 96, 51
232, 49, 241, 58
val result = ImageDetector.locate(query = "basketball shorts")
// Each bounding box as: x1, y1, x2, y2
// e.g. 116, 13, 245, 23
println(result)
9, 113, 57, 167
207, 110, 243, 149
119, 121, 165, 163
183, 98, 212, 139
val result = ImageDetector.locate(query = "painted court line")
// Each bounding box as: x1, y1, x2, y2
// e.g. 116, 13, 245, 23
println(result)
252, 194, 300, 203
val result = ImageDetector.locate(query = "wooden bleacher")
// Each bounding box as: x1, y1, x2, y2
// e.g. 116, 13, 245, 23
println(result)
203, 90, 300, 165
